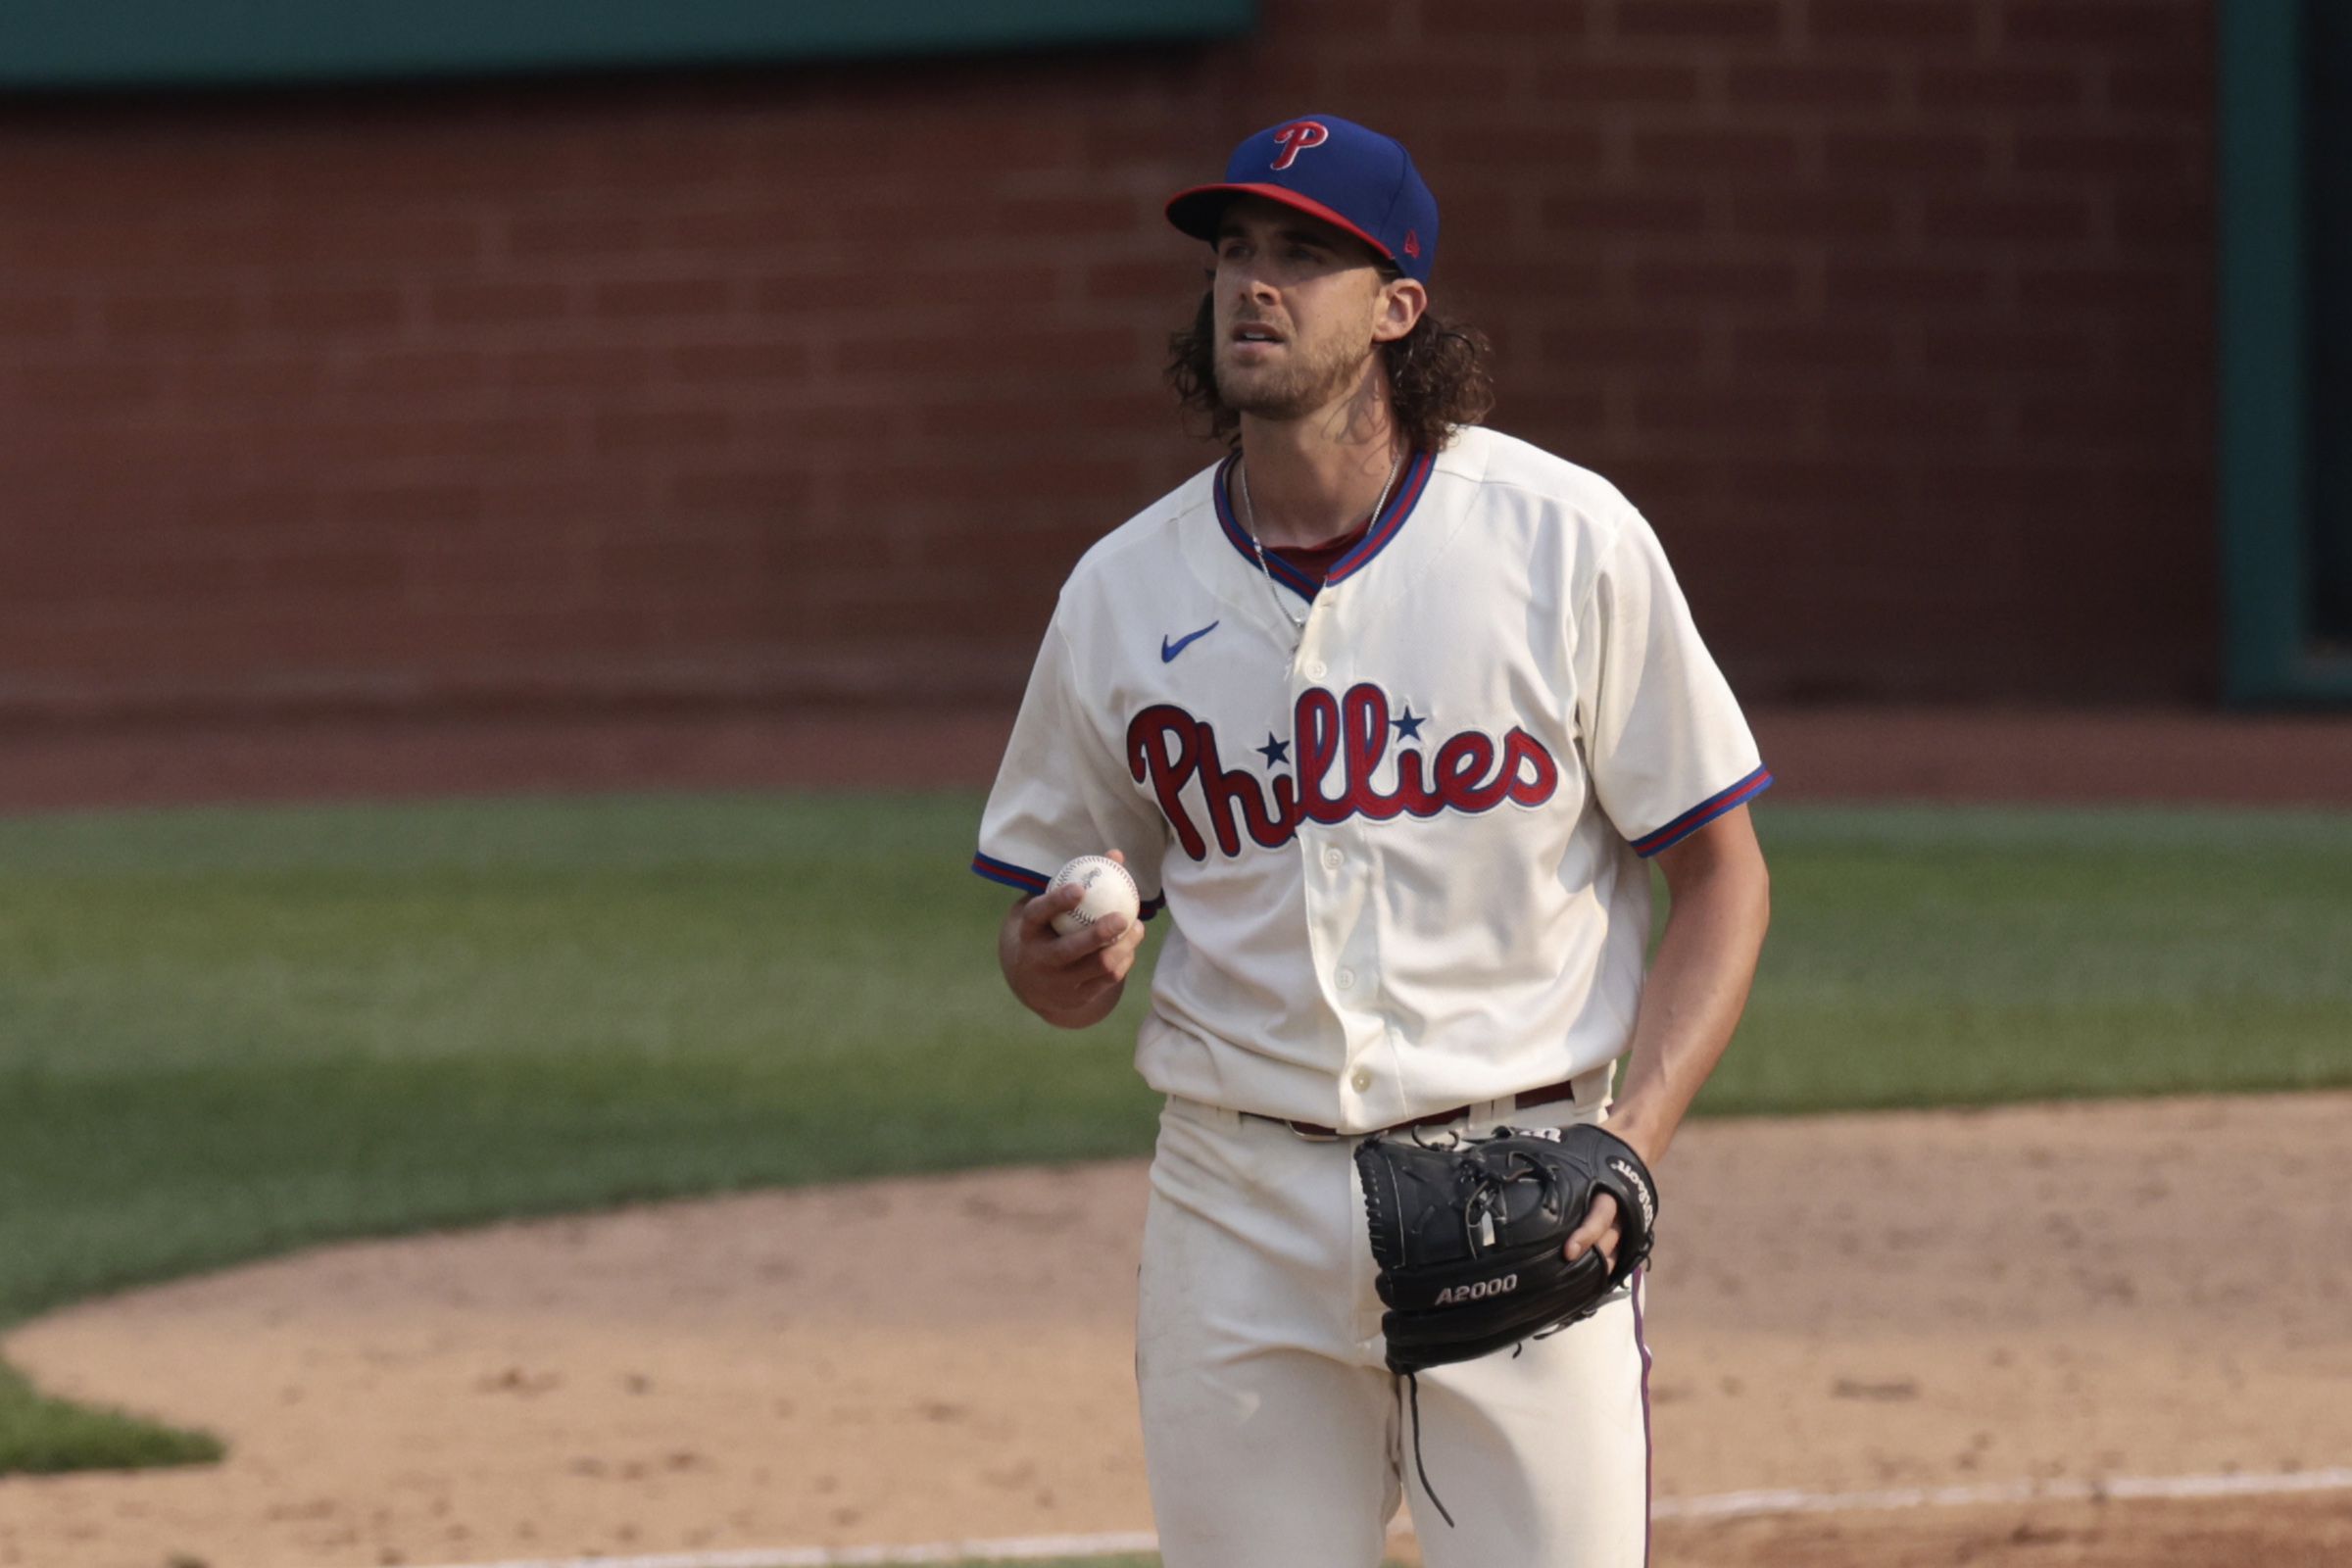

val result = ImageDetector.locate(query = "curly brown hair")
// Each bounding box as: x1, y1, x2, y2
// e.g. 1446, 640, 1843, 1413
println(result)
1165, 290, 1496, 453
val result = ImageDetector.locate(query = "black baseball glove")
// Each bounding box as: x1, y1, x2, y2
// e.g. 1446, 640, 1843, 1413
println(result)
1355, 1122, 1658, 1377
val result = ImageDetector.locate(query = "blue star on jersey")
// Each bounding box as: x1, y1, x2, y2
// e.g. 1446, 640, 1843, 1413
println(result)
1392, 706, 1427, 740
1257, 734, 1291, 767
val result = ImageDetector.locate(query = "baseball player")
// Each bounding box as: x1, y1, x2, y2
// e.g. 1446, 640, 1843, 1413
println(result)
972, 114, 1772, 1567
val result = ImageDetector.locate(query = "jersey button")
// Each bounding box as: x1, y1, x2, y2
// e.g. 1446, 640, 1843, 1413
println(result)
1306, 660, 1329, 679
1349, 1068, 1372, 1093
1336, 966, 1355, 990
1321, 847, 1344, 869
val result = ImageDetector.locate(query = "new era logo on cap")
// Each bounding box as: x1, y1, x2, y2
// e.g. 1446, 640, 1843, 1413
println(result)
1165, 113, 1440, 283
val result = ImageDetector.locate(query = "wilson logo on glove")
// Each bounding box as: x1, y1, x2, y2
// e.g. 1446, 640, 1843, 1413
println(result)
1435, 1275, 1518, 1306
1608, 1157, 1658, 1230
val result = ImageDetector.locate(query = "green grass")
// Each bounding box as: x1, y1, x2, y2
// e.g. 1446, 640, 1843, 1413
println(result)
0, 793, 1167, 1470
1, 794, 2348, 1474
0, 1360, 220, 1474
1710, 806, 2352, 1111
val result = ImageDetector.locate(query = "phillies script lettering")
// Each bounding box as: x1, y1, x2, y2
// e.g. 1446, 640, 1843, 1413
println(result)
1127, 684, 1560, 861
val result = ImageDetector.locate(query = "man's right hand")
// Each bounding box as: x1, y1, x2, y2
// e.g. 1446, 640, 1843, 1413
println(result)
998, 851, 1149, 1029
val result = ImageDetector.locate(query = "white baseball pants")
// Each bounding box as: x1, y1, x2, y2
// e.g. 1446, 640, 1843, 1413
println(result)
1137, 1086, 1653, 1568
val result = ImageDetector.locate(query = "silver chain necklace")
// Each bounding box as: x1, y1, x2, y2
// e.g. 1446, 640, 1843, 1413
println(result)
1235, 448, 1405, 648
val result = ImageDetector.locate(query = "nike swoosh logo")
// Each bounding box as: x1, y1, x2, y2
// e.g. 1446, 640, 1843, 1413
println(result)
1160, 620, 1220, 663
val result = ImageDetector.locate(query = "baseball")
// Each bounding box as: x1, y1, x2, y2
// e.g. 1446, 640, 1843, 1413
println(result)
1048, 854, 1141, 935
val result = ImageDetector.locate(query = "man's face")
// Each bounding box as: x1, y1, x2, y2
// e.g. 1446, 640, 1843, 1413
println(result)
1209, 197, 1399, 423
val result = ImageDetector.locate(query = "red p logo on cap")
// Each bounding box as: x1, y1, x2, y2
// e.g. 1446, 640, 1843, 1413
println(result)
1268, 121, 1329, 172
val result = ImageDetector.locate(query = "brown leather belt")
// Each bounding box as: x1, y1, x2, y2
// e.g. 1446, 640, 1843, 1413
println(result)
1253, 1073, 1589, 1141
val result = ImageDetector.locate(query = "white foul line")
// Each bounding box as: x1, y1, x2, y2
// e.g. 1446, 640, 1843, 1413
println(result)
1648, 1464, 2352, 1520
397, 1534, 1163, 1568
399, 1465, 2352, 1568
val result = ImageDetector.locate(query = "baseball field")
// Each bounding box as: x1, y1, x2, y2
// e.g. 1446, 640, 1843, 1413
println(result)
1, 718, 2348, 1567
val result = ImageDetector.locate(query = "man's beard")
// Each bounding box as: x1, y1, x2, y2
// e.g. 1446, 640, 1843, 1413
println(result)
1214, 333, 1374, 422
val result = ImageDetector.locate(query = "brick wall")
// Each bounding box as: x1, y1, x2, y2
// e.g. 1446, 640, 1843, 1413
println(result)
0, 0, 2216, 716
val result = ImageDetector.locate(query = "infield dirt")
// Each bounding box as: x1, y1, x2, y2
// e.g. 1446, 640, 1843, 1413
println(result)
4, 1092, 2348, 1568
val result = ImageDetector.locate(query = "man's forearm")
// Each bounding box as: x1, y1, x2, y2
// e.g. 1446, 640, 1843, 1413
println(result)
1605, 808, 1771, 1164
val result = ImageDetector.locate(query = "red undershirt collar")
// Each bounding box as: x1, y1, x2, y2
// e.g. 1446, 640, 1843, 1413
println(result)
1266, 516, 1375, 585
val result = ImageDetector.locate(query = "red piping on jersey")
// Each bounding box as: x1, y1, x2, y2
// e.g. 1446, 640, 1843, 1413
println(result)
969, 851, 1165, 918
1211, 448, 1433, 600
1325, 449, 1434, 585
1630, 765, 1774, 858
1266, 516, 1372, 582
970, 852, 1051, 894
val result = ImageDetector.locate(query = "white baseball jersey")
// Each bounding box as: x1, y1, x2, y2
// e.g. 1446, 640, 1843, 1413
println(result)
974, 424, 1769, 1132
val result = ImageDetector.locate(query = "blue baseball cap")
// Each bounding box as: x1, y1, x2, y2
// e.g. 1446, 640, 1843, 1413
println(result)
1166, 114, 1439, 284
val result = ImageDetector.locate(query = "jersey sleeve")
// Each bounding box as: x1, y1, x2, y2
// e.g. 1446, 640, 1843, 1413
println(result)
972, 612, 1170, 914
1573, 506, 1772, 858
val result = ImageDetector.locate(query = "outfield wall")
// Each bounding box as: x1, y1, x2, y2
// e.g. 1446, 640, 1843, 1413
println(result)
0, 0, 2217, 716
